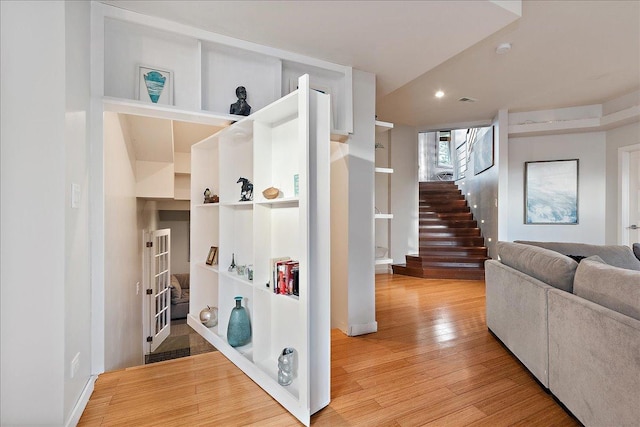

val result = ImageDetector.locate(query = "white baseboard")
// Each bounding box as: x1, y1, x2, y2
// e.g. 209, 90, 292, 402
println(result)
348, 321, 378, 336
66, 375, 97, 427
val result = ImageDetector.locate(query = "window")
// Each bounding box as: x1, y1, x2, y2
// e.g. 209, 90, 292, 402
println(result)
437, 131, 452, 167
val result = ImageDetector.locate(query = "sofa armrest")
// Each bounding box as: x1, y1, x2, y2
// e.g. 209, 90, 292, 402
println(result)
485, 260, 554, 387
548, 289, 640, 426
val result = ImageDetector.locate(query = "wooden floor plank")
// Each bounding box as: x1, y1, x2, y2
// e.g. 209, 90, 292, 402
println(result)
78, 274, 579, 426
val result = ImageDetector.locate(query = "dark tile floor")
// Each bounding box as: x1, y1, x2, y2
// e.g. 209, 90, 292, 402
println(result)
145, 318, 216, 364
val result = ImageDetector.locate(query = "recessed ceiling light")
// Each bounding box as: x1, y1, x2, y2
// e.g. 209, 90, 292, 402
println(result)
496, 43, 511, 54
435, 91, 444, 98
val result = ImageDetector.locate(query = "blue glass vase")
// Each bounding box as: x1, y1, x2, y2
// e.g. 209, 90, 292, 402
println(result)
227, 296, 251, 347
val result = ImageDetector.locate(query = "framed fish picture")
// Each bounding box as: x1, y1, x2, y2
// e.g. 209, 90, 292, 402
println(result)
136, 65, 173, 105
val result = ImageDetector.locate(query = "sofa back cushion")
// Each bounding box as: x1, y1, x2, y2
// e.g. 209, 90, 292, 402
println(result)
573, 258, 640, 322
174, 273, 190, 289
170, 275, 182, 301
515, 240, 640, 271
497, 242, 578, 292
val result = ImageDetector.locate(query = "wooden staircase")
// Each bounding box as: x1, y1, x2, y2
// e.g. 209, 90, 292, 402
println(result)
392, 181, 488, 280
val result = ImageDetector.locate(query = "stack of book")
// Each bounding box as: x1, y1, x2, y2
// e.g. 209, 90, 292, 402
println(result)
271, 257, 299, 296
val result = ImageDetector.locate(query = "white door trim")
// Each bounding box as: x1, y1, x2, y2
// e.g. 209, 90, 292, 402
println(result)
618, 143, 640, 245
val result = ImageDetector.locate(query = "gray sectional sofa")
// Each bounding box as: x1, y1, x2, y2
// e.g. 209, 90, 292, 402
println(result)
485, 241, 640, 427
170, 273, 190, 320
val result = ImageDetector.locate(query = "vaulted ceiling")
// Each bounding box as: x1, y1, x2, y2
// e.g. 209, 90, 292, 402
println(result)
103, 0, 639, 129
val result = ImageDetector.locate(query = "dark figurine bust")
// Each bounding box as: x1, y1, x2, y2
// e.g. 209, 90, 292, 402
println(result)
230, 86, 251, 116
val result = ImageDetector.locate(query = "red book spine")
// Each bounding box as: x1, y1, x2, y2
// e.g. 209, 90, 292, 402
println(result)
277, 262, 287, 294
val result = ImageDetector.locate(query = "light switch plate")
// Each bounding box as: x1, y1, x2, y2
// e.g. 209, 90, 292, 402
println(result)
72, 183, 81, 209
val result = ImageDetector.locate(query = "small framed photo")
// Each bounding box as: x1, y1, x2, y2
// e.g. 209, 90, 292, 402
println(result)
206, 246, 218, 265
136, 65, 173, 105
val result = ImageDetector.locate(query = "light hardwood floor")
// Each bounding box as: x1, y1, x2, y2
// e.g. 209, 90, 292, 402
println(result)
79, 274, 579, 426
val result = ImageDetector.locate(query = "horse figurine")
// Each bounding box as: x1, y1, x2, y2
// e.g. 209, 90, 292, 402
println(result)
237, 177, 253, 201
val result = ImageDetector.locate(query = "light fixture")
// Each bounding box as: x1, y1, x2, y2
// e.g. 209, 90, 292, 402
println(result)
496, 42, 511, 54
435, 90, 444, 98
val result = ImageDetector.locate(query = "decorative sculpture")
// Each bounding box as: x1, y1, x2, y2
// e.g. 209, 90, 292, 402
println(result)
278, 347, 295, 386
228, 253, 236, 272
199, 306, 218, 328
237, 177, 253, 201
229, 86, 251, 116
203, 188, 219, 204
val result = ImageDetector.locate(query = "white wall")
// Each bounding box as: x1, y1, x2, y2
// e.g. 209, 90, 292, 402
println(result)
605, 121, 640, 243
455, 120, 501, 258
390, 125, 419, 264
507, 131, 607, 244
158, 211, 190, 274
104, 112, 146, 370
330, 142, 349, 331
64, 0, 93, 422
1, 1, 66, 424
346, 69, 377, 336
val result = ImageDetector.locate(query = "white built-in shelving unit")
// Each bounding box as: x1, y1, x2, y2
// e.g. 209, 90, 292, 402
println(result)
93, 3, 344, 422
188, 75, 330, 426
375, 120, 394, 270
98, 3, 352, 141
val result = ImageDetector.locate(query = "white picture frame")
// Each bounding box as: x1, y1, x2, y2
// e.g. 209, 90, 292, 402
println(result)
136, 65, 173, 105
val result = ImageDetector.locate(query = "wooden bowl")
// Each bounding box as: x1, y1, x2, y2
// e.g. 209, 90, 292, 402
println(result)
262, 187, 279, 199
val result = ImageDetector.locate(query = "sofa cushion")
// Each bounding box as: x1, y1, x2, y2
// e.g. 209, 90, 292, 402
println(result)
516, 241, 640, 271
573, 258, 640, 322
172, 288, 189, 305
170, 275, 182, 300
174, 273, 190, 289
497, 241, 578, 292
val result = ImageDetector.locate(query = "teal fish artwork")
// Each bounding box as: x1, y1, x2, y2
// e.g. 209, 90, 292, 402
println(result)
143, 70, 166, 103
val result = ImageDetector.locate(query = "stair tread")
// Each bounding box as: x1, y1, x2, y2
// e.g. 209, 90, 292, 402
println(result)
395, 181, 488, 280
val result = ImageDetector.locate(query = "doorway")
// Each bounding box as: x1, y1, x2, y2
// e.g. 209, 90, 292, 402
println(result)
619, 143, 640, 246
101, 109, 224, 370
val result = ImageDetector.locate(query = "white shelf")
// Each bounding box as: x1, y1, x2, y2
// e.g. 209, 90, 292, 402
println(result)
375, 120, 394, 133
189, 75, 330, 426
193, 202, 220, 208
188, 314, 253, 362
220, 201, 255, 207
255, 197, 299, 207
98, 4, 353, 136
375, 213, 394, 219
375, 167, 394, 174
220, 270, 254, 287
103, 96, 235, 128
375, 258, 393, 265
196, 262, 219, 273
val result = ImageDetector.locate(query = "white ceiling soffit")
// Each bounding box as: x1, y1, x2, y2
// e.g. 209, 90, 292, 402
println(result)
123, 114, 174, 162
379, 0, 640, 128
101, 0, 521, 98
173, 121, 221, 153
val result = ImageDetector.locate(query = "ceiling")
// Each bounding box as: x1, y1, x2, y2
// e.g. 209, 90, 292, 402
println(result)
121, 114, 220, 163
103, 0, 639, 129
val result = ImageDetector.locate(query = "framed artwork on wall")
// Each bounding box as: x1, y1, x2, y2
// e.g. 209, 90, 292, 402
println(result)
136, 65, 173, 105
525, 159, 579, 224
473, 126, 494, 175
